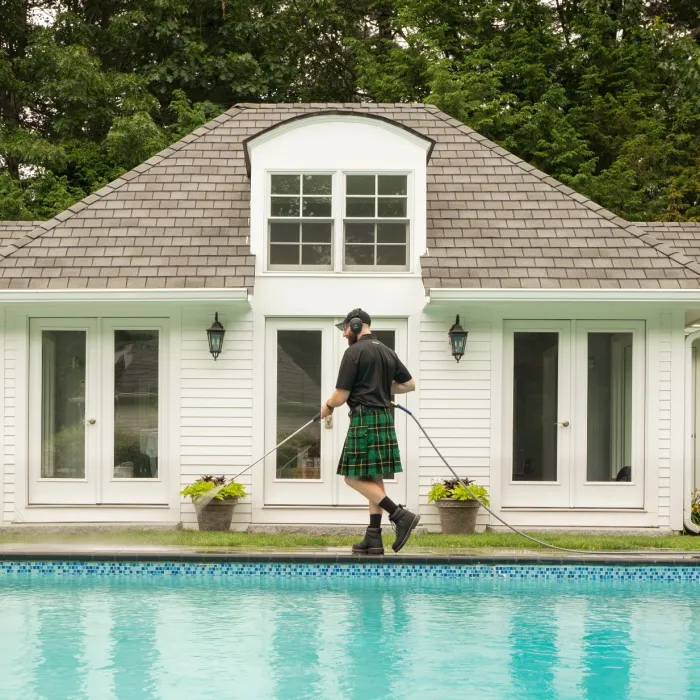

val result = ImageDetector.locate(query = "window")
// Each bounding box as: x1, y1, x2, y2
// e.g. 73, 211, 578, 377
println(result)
266, 171, 411, 272
344, 174, 409, 270
268, 174, 333, 269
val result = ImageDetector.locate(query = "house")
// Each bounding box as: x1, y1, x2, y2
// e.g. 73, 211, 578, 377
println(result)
1, 103, 700, 533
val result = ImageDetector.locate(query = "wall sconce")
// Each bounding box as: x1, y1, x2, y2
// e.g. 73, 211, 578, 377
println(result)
207, 313, 226, 360
448, 314, 468, 363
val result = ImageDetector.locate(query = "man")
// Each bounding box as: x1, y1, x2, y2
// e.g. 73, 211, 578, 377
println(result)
320, 308, 420, 554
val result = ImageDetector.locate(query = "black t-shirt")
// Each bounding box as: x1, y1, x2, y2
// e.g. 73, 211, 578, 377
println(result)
335, 334, 412, 410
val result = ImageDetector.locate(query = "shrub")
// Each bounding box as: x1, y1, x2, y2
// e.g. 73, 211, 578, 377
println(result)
180, 475, 247, 503
427, 477, 490, 507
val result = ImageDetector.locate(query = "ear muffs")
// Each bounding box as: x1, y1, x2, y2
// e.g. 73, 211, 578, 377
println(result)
349, 317, 363, 335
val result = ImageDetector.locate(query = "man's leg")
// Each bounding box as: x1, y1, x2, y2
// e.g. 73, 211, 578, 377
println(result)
345, 476, 420, 553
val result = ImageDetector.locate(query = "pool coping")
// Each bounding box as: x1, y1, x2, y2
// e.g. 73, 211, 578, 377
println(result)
3, 545, 700, 566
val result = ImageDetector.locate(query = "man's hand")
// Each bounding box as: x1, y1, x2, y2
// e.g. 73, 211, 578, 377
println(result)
321, 389, 350, 418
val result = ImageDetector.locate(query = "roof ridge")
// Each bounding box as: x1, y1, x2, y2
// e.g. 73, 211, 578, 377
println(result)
424, 106, 700, 279
0, 106, 248, 263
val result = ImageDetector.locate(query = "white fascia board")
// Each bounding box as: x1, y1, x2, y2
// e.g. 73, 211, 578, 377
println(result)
428, 288, 700, 304
0, 288, 250, 304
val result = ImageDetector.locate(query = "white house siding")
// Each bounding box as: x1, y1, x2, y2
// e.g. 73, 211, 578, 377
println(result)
2, 308, 14, 523
179, 305, 254, 529
417, 309, 492, 531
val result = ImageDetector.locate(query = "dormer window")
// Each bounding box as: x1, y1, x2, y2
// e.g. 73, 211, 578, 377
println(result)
266, 171, 411, 272
268, 174, 333, 269
344, 174, 408, 270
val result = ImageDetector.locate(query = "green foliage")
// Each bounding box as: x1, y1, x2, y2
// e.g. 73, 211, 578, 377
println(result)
427, 478, 490, 507
180, 475, 247, 503
0, 0, 698, 222
692, 490, 700, 526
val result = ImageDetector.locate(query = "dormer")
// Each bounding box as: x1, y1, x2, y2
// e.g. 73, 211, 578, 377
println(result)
244, 112, 434, 277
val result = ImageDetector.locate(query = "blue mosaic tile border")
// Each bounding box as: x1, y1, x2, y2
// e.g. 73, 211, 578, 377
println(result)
1, 560, 700, 582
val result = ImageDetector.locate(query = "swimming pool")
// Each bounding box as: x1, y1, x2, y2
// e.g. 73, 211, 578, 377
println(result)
1, 561, 698, 700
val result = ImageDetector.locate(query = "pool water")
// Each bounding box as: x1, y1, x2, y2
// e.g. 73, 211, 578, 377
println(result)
0, 572, 698, 700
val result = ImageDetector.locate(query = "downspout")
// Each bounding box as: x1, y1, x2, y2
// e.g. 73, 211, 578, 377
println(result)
684, 330, 700, 534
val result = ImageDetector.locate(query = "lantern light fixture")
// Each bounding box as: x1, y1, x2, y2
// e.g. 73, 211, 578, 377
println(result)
448, 314, 468, 363
207, 312, 226, 360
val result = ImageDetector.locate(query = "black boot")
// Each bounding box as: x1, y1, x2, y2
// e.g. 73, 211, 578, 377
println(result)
351, 527, 384, 555
389, 506, 421, 552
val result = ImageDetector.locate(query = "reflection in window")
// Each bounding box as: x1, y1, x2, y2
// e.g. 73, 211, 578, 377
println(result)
276, 331, 322, 480
587, 333, 633, 483
114, 330, 159, 479
512, 332, 559, 482
40, 331, 86, 479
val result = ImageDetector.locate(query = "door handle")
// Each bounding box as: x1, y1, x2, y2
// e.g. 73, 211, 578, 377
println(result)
324, 414, 333, 429
555, 421, 569, 427
85, 418, 96, 425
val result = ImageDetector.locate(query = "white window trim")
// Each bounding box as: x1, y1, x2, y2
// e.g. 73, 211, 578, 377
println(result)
264, 169, 415, 275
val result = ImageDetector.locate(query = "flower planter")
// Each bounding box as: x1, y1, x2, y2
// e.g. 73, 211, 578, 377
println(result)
435, 498, 481, 534
195, 497, 238, 531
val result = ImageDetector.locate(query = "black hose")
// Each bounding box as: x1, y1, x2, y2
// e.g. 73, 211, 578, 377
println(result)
392, 401, 650, 556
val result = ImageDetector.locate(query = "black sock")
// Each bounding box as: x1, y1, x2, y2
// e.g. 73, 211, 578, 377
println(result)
369, 513, 382, 529
378, 497, 398, 516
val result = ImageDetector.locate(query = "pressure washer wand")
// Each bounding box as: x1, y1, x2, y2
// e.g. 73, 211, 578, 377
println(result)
230, 413, 321, 482
194, 413, 321, 509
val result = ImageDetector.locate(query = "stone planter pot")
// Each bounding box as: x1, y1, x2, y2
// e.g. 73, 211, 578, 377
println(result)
435, 498, 481, 534
195, 497, 238, 531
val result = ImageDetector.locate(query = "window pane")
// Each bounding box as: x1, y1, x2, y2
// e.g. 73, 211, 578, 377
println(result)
587, 333, 633, 483
276, 330, 321, 479
271, 174, 300, 194
302, 196, 332, 217
377, 222, 406, 244
345, 245, 374, 266
346, 197, 375, 217
512, 332, 559, 482
270, 244, 300, 265
303, 175, 332, 195
377, 197, 406, 217
345, 223, 374, 244
378, 175, 407, 196
41, 331, 86, 479
271, 196, 300, 217
377, 245, 406, 266
301, 245, 332, 265
302, 222, 332, 243
114, 330, 159, 479
346, 175, 375, 195
270, 222, 299, 243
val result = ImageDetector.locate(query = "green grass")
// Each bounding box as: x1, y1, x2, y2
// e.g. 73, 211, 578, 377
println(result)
1, 529, 700, 551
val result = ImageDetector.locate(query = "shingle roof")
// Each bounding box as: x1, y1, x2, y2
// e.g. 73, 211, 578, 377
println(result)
0, 222, 43, 249
636, 223, 700, 266
0, 103, 697, 289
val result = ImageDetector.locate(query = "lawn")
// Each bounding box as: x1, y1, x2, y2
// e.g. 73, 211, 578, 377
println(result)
1, 529, 700, 551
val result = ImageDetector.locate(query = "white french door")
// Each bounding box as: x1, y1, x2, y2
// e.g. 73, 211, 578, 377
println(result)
264, 318, 408, 507
503, 320, 645, 510
28, 318, 169, 506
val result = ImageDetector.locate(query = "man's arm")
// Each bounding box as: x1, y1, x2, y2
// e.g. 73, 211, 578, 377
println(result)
391, 378, 415, 395
322, 388, 350, 418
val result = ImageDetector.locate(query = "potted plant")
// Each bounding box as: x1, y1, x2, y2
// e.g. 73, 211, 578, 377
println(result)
427, 478, 490, 534
180, 475, 247, 531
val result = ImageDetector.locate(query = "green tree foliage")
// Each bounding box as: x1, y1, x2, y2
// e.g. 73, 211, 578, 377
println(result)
0, 0, 698, 221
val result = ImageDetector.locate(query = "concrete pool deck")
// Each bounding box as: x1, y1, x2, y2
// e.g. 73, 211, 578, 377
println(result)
3, 542, 700, 566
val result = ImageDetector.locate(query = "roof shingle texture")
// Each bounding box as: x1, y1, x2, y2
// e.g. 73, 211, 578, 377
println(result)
0, 103, 697, 289
636, 223, 700, 267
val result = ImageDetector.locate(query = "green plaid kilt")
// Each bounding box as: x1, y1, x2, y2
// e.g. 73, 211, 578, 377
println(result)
337, 406, 402, 478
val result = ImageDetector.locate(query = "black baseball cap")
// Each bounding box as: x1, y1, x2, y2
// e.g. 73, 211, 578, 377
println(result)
335, 308, 371, 331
